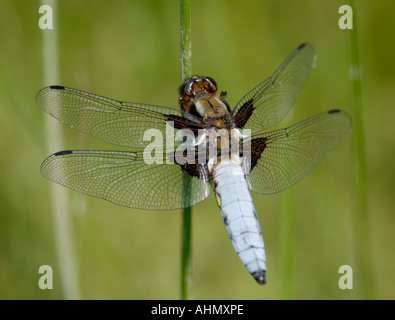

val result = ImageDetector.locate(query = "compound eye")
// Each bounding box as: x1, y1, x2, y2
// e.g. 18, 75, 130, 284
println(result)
179, 76, 195, 96
203, 76, 217, 93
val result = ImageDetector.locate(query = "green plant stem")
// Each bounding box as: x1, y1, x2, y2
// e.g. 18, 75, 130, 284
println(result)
181, 206, 192, 300
180, 0, 192, 79
347, 0, 374, 299
180, 0, 192, 300
40, 0, 80, 299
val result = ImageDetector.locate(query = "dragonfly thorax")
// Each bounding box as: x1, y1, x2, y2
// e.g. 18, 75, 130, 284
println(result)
179, 75, 231, 119
197, 127, 244, 173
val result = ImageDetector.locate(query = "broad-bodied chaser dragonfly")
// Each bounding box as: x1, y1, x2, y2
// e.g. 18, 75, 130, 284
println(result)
37, 43, 352, 285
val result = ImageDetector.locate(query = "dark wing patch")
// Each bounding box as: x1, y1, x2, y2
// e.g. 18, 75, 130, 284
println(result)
165, 114, 204, 136
233, 98, 256, 129
179, 163, 210, 182
249, 137, 268, 170
240, 137, 268, 175
168, 146, 210, 182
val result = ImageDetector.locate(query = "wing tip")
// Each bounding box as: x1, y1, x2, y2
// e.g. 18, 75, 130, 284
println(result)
297, 43, 307, 50
49, 85, 66, 90
53, 150, 73, 156
40, 150, 74, 176
327, 109, 353, 130
297, 42, 314, 50
36, 85, 65, 104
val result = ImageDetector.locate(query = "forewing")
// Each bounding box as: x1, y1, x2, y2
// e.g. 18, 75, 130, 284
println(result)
243, 110, 352, 194
232, 43, 316, 133
40, 150, 211, 210
36, 86, 203, 149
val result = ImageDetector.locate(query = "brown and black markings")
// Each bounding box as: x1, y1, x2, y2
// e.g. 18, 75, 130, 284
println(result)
172, 75, 268, 181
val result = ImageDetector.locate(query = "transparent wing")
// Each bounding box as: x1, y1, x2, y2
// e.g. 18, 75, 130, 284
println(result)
40, 150, 211, 210
232, 43, 316, 133
243, 110, 352, 194
36, 86, 204, 149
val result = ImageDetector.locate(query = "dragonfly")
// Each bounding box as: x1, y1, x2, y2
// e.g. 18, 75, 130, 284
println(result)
36, 43, 352, 285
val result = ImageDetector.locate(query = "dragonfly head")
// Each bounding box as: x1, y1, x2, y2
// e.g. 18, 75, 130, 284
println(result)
179, 75, 218, 113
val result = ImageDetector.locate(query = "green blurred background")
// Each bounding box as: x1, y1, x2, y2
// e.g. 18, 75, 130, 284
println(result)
0, 0, 394, 299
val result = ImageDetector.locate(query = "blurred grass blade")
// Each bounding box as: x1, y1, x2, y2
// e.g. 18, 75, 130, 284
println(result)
40, 0, 81, 299
347, 0, 374, 299
279, 188, 295, 299
180, 0, 193, 300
